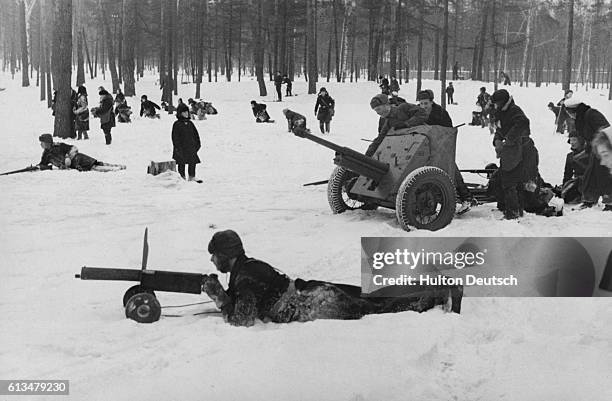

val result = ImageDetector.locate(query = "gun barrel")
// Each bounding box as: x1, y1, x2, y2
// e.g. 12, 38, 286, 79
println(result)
299, 132, 389, 181
77, 266, 142, 281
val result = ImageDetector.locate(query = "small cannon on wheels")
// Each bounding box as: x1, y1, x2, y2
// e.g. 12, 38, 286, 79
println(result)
297, 125, 458, 231
75, 229, 206, 323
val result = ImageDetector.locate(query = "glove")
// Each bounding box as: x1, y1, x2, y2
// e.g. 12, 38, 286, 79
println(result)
202, 274, 229, 308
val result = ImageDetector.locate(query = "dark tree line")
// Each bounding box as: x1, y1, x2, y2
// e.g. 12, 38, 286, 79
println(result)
0, 0, 611, 121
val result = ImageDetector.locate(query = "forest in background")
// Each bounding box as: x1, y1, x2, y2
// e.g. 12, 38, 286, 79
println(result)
0, 0, 610, 137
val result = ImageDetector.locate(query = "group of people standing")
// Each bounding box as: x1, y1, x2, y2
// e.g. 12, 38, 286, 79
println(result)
273, 71, 293, 101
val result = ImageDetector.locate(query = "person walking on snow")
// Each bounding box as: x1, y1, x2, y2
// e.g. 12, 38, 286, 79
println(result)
314, 87, 335, 134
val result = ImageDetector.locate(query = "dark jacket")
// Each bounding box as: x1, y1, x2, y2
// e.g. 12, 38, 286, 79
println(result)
492, 97, 534, 173
251, 102, 267, 117
96, 91, 115, 129
574, 104, 610, 145
563, 149, 589, 185
222, 255, 291, 326
172, 116, 201, 164
284, 110, 307, 132
274, 74, 283, 87
39, 143, 98, 171
389, 95, 406, 106
39, 143, 73, 168
445, 86, 454, 95
140, 100, 161, 117
282, 77, 292, 88
315, 94, 335, 122
426, 103, 453, 128
477, 92, 490, 108
389, 78, 400, 92
367, 103, 428, 157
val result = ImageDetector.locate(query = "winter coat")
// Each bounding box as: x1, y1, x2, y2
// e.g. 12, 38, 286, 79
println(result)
220, 254, 461, 326
389, 95, 406, 106
171, 116, 201, 164
426, 103, 453, 128
367, 103, 428, 156
282, 77, 292, 88
315, 94, 335, 122
221, 255, 291, 326
574, 104, 610, 145
39, 143, 73, 168
284, 110, 307, 133
492, 97, 536, 178
74, 94, 90, 131
389, 78, 400, 92
563, 149, 589, 185
251, 102, 267, 117
274, 74, 283, 87
96, 91, 115, 129
445, 86, 454, 95
477, 92, 490, 108
140, 100, 161, 117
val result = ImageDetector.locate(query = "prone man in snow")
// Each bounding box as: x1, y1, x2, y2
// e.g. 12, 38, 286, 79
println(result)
37, 133, 123, 172
201, 230, 462, 327
250, 100, 272, 123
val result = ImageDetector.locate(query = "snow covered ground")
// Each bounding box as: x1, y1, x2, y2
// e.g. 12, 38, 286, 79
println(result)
1, 72, 611, 400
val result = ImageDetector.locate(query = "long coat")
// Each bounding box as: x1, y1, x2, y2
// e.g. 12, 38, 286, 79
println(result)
492, 97, 538, 182
172, 117, 201, 164
97, 92, 115, 130
74, 94, 90, 131
314, 94, 335, 123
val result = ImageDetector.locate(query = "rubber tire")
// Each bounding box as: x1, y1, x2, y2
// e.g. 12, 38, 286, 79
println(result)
125, 293, 161, 323
327, 166, 364, 214
396, 166, 456, 231
123, 285, 156, 307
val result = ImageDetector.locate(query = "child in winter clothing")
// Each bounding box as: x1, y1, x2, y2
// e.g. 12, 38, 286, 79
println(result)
283, 109, 309, 137
172, 103, 202, 181
314, 87, 335, 134
73, 86, 90, 140
250, 101, 272, 123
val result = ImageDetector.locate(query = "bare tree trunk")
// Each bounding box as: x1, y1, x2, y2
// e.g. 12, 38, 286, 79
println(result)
520, 0, 535, 87
433, 0, 440, 80
440, 0, 449, 108
19, 0, 29, 87
121, 0, 136, 96
195, 0, 205, 98
491, 0, 498, 91
52, 0, 73, 139
563, 0, 574, 91
307, 0, 318, 94
574, 5, 589, 91
252, 0, 267, 96
416, 7, 423, 94
83, 30, 94, 80
99, 0, 119, 93
476, 0, 489, 81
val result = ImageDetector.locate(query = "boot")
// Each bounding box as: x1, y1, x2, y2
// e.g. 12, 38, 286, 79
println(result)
77, 131, 82, 140
83, 132, 89, 140
105, 133, 112, 145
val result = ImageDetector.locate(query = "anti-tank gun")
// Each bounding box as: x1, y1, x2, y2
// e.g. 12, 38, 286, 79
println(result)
295, 126, 458, 231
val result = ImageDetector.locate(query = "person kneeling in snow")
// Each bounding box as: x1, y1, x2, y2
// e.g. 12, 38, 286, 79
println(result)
282, 108, 309, 137
201, 230, 463, 327
250, 100, 272, 123
37, 133, 122, 172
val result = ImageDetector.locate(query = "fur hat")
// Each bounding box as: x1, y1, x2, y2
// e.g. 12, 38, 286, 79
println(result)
563, 97, 582, 109
416, 90, 434, 101
491, 89, 510, 105
547, 102, 555, 108
176, 103, 189, 116
319, 87, 327, 93
38, 133, 53, 144
370, 94, 389, 109
208, 230, 244, 258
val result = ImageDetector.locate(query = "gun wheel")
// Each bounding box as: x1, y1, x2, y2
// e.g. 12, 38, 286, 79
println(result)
328, 167, 364, 213
125, 293, 161, 324
123, 285, 156, 307
396, 166, 456, 231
